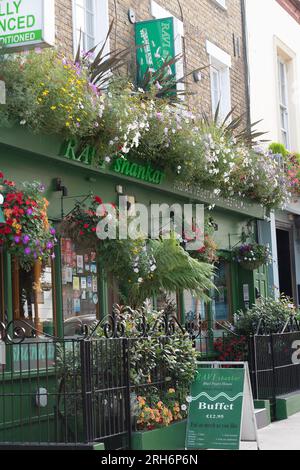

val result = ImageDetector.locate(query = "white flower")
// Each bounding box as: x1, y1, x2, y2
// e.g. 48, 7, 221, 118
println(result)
20, 119, 26, 125
181, 404, 187, 411
104, 156, 111, 163
138, 277, 143, 283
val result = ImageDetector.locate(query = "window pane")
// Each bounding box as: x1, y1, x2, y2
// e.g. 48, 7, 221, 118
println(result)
86, 12, 94, 37
86, 0, 94, 12
184, 291, 205, 322
75, 5, 85, 31
61, 238, 99, 336
211, 69, 220, 114
12, 258, 55, 337
156, 292, 177, 312
211, 261, 231, 321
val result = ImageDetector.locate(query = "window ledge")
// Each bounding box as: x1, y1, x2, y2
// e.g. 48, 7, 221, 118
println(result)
210, 0, 228, 11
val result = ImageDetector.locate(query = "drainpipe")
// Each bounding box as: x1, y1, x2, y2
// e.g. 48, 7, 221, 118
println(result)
241, 0, 251, 132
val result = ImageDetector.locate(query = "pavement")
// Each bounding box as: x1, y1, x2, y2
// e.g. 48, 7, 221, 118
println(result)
240, 412, 300, 450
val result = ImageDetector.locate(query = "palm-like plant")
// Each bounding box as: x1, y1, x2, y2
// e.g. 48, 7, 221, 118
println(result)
202, 102, 268, 147
126, 236, 215, 307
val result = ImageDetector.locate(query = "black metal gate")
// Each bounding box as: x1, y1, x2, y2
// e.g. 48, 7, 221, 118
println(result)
248, 331, 300, 418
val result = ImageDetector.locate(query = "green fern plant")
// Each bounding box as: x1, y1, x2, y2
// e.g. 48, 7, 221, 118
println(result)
126, 236, 215, 307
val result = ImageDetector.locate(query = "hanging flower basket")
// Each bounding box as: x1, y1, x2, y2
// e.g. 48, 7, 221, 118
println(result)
0, 172, 56, 271
232, 242, 272, 271
57, 196, 117, 250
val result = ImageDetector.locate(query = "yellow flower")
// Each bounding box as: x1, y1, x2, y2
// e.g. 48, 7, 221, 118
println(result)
50, 106, 57, 110
168, 388, 175, 394
65, 122, 70, 127
42, 90, 49, 96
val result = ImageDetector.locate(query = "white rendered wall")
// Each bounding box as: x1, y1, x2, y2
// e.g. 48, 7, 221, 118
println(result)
245, 0, 300, 152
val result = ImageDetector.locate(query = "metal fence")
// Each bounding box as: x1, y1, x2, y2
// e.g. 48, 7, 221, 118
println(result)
248, 330, 300, 417
0, 311, 187, 449
0, 310, 251, 449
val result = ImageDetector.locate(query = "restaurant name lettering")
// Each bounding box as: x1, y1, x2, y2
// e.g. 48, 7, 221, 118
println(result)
60, 139, 165, 185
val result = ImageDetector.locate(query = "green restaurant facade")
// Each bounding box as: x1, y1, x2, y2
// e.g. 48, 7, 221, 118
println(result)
0, 125, 272, 338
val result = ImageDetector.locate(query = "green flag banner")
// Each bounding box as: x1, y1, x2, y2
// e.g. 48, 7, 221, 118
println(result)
185, 366, 245, 450
135, 17, 176, 86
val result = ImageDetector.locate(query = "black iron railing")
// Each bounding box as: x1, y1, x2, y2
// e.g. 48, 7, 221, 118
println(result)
248, 329, 300, 418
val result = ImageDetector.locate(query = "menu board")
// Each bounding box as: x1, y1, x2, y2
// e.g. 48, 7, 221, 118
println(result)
61, 238, 99, 319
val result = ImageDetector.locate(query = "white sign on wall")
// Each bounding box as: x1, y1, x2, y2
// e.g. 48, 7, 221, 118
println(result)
0, 0, 55, 50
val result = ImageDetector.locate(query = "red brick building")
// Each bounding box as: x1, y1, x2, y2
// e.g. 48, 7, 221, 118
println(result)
55, 0, 248, 120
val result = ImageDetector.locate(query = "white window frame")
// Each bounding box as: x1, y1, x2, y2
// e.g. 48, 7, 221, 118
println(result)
206, 40, 231, 121
72, 0, 110, 58
278, 58, 290, 150
150, 0, 185, 93
212, 0, 227, 10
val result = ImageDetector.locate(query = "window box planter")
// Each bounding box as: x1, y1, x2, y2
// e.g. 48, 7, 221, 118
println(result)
131, 419, 187, 450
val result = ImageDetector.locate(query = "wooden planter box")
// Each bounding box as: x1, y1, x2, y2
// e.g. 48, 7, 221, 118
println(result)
131, 420, 187, 450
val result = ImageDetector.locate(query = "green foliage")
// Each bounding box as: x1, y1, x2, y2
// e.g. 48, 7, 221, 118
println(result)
0, 48, 292, 209
269, 142, 288, 158
125, 236, 215, 307
234, 296, 298, 336
95, 304, 198, 387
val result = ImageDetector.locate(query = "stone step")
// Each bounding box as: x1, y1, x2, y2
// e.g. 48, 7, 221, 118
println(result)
255, 408, 270, 430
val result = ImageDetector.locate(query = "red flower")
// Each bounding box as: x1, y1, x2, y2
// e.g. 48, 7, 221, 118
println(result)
0, 172, 3, 179
91, 227, 97, 232
3, 180, 15, 187
94, 196, 102, 204
83, 224, 89, 229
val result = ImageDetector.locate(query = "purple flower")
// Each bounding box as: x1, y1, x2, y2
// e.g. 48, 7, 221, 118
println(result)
46, 242, 53, 250
24, 247, 31, 255
35, 240, 40, 246
50, 228, 56, 235
89, 82, 99, 95
33, 252, 37, 259
23, 235, 30, 244
14, 236, 21, 244
26, 208, 33, 215
39, 184, 46, 192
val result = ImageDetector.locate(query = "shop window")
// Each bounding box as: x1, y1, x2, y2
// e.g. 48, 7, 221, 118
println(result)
156, 292, 178, 312
211, 261, 232, 322
12, 258, 55, 337
61, 238, 99, 335
72, 0, 109, 56
107, 273, 119, 314
184, 291, 206, 324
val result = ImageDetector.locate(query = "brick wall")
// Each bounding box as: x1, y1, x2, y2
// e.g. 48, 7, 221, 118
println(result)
54, 0, 248, 121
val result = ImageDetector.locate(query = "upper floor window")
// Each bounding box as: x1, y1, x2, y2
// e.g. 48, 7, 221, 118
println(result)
206, 40, 231, 121
213, 0, 227, 9
73, 0, 109, 56
278, 58, 290, 149
150, 0, 185, 94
